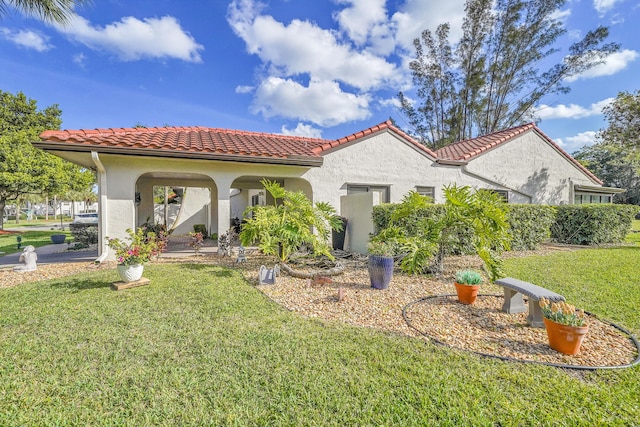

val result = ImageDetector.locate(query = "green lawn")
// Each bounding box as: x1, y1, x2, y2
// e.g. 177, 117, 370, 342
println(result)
0, 230, 71, 255
1, 251, 638, 426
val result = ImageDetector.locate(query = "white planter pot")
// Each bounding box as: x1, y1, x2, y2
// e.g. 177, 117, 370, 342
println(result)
117, 264, 144, 282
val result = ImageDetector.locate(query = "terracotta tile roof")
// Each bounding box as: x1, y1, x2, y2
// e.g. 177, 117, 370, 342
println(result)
312, 120, 437, 158
38, 120, 437, 165
435, 123, 602, 184
38, 126, 329, 166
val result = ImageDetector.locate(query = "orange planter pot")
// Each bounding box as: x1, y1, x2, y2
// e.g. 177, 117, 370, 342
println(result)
454, 282, 480, 305
543, 317, 589, 355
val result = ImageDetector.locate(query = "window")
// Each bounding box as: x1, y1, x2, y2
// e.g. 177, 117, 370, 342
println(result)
347, 185, 390, 203
484, 189, 509, 202
574, 192, 612, 204
415, 186, 435, 201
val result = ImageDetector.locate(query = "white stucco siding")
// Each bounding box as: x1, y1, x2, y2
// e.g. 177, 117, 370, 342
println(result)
464, 131, 598, 204
301, 131, 495, 209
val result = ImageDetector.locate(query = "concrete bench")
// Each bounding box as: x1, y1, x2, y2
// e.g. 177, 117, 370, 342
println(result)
494, 277, 565, 328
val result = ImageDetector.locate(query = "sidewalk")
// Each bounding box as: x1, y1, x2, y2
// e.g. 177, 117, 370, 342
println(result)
0, 235, 223, 268
0, 243, 98, 268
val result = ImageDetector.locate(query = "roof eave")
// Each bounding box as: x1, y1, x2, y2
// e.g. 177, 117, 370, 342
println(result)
33, 142, 324, 167
574, 184, 626, 194
436, 159, 468, 166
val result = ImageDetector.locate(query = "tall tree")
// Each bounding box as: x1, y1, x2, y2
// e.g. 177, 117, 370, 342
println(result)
574, 90, 640, 204
399, 0, 619, 150
0, 0, 89, 25
0, 90, 94, 229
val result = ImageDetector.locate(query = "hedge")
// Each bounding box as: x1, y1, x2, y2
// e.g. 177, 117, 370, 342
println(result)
372, 203, 637, 251
505, 205, 556, 250
551, 204, 640, 245
70, 223, 98, 245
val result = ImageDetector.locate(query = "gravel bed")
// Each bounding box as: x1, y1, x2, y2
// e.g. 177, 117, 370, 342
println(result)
2, 247, 637, 368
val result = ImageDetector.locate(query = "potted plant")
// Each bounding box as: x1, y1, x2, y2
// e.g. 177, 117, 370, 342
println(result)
539, 297, 589, 355
367, 240, 395, 290
454, 270, 483, 304
50, 233, 67, 244
106, 227, 158, 282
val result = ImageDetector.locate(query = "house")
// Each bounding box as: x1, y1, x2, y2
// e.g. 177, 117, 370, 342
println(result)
34, 121, 622, 259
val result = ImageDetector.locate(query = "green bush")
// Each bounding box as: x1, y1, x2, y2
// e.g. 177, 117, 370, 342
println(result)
551, 204, 640, 245
373, 203, 557, 254
505, 205, 556, 250
70, 223, 98, 245
193, 224, 208, 238
372, 203, 474, 255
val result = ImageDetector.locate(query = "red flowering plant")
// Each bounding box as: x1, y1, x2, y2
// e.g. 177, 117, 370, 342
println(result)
107, 227, 158, 266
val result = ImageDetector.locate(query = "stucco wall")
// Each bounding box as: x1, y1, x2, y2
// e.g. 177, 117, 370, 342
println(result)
301, 131, 498, 210
463, 131, 598, 205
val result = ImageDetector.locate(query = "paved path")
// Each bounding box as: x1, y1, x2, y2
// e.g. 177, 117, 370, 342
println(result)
0, 235, 224, 268
0, 243, 98, 268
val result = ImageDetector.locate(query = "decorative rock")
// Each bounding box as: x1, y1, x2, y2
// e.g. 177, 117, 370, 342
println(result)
312, 276, 333, 285
13, 245, 38, 272
258, 265, 280, 285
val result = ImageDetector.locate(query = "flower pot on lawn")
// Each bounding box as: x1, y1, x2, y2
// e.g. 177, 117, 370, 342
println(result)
117, 264, 144, 282
543, 317, 589, 355
368, 255, 393, 290
454, 270, 483, 305
454, 282, 480, 305
50, 234, 67, 244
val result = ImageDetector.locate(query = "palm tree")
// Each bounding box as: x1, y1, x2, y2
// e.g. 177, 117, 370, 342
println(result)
1, 0, 90, 25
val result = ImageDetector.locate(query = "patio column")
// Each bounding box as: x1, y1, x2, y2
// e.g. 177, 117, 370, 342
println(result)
216, 178, 232, 236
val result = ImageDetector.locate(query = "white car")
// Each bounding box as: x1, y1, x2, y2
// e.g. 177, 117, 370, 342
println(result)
72, 213, 99, 224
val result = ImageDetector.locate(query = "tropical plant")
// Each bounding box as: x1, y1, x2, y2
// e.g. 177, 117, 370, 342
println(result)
539, 297, 588, 327
367, 240, 396, 257
106, 227, 158, 266
370, 187, 510, 280
239, 179, 343, 262
0, 0, 91, 25
455, 270, 483, 285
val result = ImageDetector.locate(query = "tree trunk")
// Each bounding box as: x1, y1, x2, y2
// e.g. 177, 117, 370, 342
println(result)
280, 262, 345, 279
0, 199, 5, 230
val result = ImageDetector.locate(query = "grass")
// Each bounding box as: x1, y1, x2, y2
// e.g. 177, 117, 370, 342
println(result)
1, 255, 639, 426
0, 230, 71, 255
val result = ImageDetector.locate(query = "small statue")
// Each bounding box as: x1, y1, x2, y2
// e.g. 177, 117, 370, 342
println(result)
13, 245, 37, 272
235, 246, 247, 263
258, 264, 280, 285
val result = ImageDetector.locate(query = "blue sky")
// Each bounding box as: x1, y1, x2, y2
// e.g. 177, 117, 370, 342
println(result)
1, 0, 638, 154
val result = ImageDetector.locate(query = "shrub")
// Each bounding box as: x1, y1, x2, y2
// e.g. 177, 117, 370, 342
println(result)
193, 224, 208, 238
551, 204, 640, 245
70, 223, 98, 245
505, 205, 556, 250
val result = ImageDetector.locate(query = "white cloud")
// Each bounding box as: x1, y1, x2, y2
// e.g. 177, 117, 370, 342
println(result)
333, 0, 397, 55
72, 52, 87, 68
251, 77, 371, 126
391, 0, 466, 51
593, 0, 624, 14
556, 131, 598, 153
235, 85, 254, 94
227, 0, 399, 91
1, 28, 53, 51
535, 98, 613, 120
56, 14, 203, 62
566, 49, 639, 82
281, 123, 323, 138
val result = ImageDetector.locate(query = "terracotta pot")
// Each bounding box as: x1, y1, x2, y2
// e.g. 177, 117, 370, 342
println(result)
117, 264, 144, 282
454, 282, 480, 305
543, 317, 589, 355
